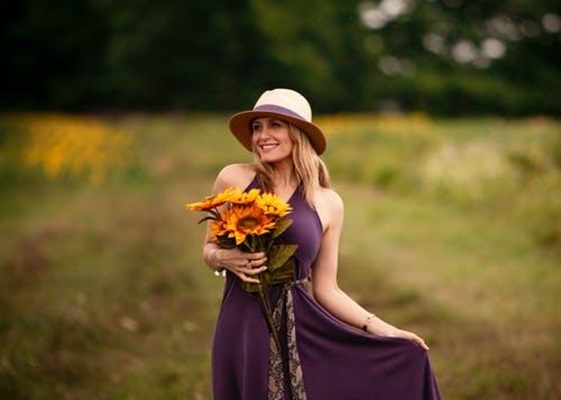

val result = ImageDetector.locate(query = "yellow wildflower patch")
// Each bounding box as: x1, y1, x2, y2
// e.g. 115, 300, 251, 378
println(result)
316, 112, 433, 137
0, 113, 133, 184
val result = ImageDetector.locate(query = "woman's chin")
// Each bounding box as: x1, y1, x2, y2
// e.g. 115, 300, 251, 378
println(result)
259, 153, 291, 164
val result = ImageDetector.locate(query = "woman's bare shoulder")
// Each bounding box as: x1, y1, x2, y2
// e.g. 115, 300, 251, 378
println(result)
213, 163, 256, 192
314, 187, 344, 231
316, 187, 344, 210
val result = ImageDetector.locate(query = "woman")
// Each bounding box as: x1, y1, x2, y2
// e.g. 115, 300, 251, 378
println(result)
200, 88, 441, 399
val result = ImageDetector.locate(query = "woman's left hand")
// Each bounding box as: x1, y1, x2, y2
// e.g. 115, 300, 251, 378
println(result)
391, 329, 430, 351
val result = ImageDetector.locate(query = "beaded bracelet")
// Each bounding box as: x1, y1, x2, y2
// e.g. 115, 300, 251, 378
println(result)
362, 314, 375, 332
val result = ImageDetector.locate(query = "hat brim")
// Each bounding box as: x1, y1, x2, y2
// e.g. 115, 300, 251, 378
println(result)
228, 110, 326, 155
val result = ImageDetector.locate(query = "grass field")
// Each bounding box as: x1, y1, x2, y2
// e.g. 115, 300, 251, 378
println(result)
1, 113, 560, 399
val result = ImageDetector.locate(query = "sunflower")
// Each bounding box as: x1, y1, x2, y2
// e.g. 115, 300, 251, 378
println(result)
227, 188, 261, 206
256, 192, 292, 217
186, 197, 217, 211
222, 204, 276, 245
186, 187, 242, 211
209, 218, 229, 242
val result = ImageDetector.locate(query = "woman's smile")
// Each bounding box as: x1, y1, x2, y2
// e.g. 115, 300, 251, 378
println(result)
258, 142, 280, 153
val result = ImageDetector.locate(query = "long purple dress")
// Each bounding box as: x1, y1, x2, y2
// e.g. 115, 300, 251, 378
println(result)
212, 176, 441, 400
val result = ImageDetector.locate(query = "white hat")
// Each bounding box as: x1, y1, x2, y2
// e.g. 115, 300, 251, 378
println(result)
228, 88, 326, 155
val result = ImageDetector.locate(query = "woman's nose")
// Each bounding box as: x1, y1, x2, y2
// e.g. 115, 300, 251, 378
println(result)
257, 127, 272, 138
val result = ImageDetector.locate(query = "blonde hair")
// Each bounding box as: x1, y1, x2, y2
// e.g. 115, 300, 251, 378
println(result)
253, 124, 330, 207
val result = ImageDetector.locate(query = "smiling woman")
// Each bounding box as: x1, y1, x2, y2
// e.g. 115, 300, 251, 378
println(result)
194, 88, 441, 400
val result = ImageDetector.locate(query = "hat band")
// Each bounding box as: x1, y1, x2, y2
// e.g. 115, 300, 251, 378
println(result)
253, 104, 308, 122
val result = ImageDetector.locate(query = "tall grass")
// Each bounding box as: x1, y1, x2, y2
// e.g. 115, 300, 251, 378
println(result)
0, 113, 560, 399
321, 115, 561, 252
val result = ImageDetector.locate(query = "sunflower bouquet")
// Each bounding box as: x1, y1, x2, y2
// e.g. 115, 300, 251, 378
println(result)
186, 187, 298, 349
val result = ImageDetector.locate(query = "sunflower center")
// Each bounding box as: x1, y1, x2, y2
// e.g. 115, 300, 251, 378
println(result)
237, 216, 260, 230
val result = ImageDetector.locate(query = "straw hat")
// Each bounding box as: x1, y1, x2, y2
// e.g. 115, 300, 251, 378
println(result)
228, 88, 326, 155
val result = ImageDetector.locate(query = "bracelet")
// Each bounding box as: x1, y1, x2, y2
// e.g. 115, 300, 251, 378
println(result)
210, 249, 225, 277
361, 314, 375, 332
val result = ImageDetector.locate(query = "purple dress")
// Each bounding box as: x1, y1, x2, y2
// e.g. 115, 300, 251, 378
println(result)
212, 176, 441, 400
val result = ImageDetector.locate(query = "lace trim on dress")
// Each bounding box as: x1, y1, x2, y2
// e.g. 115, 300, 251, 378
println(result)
267, 280, 309, 400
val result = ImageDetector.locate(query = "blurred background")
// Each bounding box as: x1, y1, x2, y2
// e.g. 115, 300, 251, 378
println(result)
1, 0, 560, 399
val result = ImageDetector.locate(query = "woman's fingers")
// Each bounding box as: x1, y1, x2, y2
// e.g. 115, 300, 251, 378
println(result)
240, 265, 268, 275
232, 268, 267, 283
240, 255, 267, 271
409, 332, 429, 351
245, 255, 267, 268
218, 248, 268, 283
395, 329, 430, 351
415, 336, 429, 351
246, 251, 266, 260
233, 265, 268, 277
236, 273, 260, 284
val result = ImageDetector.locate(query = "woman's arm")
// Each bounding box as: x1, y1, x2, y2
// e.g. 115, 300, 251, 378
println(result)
201, 164, 268, 283
312, 189, 429, 350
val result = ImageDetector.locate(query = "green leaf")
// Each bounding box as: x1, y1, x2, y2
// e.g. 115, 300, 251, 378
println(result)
217, 236, 236, 249
267, 244, 298, 271
195, 209, 221, 224
197, 215, 217, 224
269, 259, 296, 284
272, 217, 293, 239
240, 282, 261, 293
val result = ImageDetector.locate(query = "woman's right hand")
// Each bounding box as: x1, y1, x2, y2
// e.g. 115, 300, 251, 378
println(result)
216, 248, 268, 284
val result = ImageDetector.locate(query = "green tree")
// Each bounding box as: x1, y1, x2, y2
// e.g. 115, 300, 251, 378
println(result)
1, 0, 109, 109
357, 0, 561, 114
1, 0, 560, 114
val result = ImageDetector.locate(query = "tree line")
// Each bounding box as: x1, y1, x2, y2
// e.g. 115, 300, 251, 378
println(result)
2, 0, 560, 115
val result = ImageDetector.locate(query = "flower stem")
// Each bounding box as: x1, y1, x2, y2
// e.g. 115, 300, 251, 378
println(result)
257, 274, 282, 352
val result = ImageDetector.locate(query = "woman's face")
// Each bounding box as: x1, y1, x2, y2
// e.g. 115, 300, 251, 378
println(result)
251, 117, 294, 163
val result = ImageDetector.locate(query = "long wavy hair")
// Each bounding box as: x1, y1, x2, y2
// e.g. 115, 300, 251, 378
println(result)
253, 124, 330, 207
